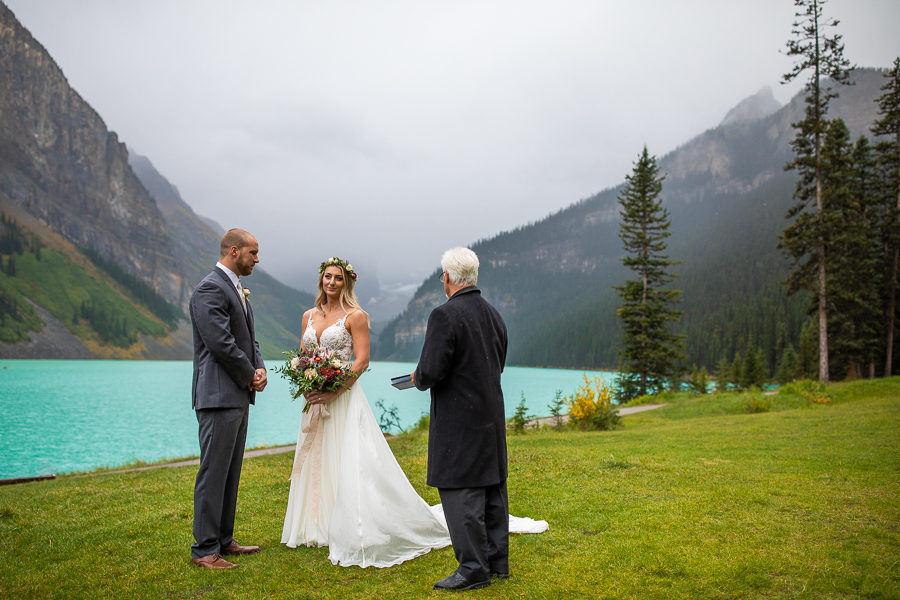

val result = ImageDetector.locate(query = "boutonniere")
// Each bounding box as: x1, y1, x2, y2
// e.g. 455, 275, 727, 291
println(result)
242, 287, 251, 300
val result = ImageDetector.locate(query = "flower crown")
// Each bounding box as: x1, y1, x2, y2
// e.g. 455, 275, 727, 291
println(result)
319, 257, 358, 281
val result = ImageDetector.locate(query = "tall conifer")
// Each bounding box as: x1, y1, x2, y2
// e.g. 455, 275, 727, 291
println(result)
822, 122, 881, 378
780, 0, 853, 382
872, 57, 900, 375
614, 146, 684, 402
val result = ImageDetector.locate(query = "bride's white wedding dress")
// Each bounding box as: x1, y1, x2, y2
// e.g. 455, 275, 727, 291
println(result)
281, 312, 547, 568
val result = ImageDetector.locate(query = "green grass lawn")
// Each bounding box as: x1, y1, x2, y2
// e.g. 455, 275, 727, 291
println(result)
1, 379, 898, 599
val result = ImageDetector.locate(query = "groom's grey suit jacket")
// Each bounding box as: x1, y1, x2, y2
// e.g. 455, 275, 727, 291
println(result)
190, 267, 265, 409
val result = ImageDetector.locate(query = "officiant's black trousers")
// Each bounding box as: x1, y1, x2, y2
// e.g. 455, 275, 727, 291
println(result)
192, 406, 249, 559
438, 480, 509, 581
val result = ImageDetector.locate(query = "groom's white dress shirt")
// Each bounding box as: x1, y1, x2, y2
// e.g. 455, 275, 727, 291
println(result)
216, 261, 246, 311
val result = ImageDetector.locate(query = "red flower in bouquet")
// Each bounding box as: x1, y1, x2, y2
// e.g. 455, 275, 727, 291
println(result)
275, 344, 362, 412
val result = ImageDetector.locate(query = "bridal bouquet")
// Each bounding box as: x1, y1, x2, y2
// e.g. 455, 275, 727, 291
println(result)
276, 345, 359, 412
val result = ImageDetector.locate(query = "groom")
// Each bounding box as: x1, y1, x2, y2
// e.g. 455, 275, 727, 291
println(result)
412, 247, 509, 591
189, 228, 267, 569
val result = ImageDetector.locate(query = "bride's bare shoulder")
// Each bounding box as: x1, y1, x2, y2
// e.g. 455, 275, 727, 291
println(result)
345, 308, 368, 329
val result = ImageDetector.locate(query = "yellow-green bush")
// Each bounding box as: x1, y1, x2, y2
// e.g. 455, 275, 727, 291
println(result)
565, 374, 621, 430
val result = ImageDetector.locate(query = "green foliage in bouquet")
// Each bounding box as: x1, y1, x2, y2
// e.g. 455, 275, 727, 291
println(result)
275, 344, 363, 411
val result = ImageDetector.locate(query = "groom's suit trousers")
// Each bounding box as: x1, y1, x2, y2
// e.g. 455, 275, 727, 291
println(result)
192, 405, 249, 558
439, 480, 509, 581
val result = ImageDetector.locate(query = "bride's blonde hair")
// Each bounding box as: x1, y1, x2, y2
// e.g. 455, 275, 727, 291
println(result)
315, 257, 365, 317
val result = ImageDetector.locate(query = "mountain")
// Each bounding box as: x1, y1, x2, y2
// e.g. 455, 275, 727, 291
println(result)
0, 3, 312, 359
128, 151, 315, 357
375, 68, 889, 372
719, 86, 781, 126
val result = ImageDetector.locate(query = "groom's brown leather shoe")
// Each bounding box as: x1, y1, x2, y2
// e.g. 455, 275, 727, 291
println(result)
221, 540, 260, 555
191, 553, 237, 569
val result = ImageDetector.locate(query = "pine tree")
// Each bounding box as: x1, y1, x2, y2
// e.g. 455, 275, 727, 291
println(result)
776, 344, 801, 383
798, 317, 819, 378
821, 121, 882, 378
740, 337, 766, 389
780, 0, 854, 382
847, 134, 883, 376
715, 356, 731, 393
872, 57, 900, 375
730, 355, 743, 390
688, 364, 709, 395
614, 146, 684, 402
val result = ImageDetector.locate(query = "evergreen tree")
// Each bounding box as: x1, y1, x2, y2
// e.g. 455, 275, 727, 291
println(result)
688, 364, 709, 395
798, 317, 819, 378
780, 0, 853, 382
821, 121, 882, 378
730, 354, 744, 390
614, 146, 684, 402
776, 344, 801, 383
872, 57, 900, 375
715, 356, 731, 393
740, 337, 766, 389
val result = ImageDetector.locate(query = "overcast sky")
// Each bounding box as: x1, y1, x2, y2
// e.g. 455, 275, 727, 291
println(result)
6, 0, 900, 299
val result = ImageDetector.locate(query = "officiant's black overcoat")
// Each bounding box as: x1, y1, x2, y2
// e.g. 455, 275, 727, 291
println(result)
414, 286, 508, 488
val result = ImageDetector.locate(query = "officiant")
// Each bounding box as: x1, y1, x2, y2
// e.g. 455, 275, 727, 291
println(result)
411, 246, 509, 591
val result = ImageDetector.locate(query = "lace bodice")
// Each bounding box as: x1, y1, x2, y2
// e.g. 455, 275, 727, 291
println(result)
303, 312, 353, 362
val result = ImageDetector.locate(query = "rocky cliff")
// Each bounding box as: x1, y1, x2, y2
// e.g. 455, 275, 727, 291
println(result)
0, 3, 184, 304
0, 3, 314, 358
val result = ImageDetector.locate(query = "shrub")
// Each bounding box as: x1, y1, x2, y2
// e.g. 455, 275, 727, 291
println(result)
375, 399, 402, 434
411, 413, 430, 432
794, 379, 833, 404
566, 375, 621, 431
623, 390, 675, 407
742, 391, 771, 413
688, 364, 710, 395
546, 389, 566, 429
508, 392, 533, 434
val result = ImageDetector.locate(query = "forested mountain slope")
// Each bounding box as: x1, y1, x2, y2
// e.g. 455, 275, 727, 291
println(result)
375, 70, 887, 371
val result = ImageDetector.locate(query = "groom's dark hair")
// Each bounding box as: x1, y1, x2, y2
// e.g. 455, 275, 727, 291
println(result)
219, 229, 253, 258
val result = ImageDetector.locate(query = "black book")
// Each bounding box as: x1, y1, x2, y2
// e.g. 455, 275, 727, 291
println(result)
391, 374, 415, 390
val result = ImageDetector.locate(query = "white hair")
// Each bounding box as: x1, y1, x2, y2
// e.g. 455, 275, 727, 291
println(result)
441, 247, 479, 287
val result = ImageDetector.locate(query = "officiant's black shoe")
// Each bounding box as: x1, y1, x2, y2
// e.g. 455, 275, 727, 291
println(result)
433, 572, 491, 591
221, 540, 260, 555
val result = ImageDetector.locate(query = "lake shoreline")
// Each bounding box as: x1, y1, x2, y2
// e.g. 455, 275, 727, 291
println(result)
1, 404, 667, 484
1, 359, 618, 479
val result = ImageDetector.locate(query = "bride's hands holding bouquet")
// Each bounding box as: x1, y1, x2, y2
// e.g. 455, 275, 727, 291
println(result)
305, 389, 340, 406
276, 344, 360, 412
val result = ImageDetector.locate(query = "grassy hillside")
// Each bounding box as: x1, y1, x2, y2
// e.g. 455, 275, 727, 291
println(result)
0, 211, 176, 354
1, 378, 897, 598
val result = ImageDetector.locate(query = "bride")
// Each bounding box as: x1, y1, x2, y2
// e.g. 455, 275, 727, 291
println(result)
281, 257, 452, 567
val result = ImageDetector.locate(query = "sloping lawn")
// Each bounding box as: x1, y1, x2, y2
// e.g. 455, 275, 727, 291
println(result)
1, 379, 898, 599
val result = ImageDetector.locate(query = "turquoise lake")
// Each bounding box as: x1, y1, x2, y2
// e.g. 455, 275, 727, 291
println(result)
0, 360, 615, 479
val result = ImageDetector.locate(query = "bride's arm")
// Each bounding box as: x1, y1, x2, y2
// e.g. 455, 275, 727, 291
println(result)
298, 309, 311, 352
346, 309, 370, 377
307, 309, 369, 405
